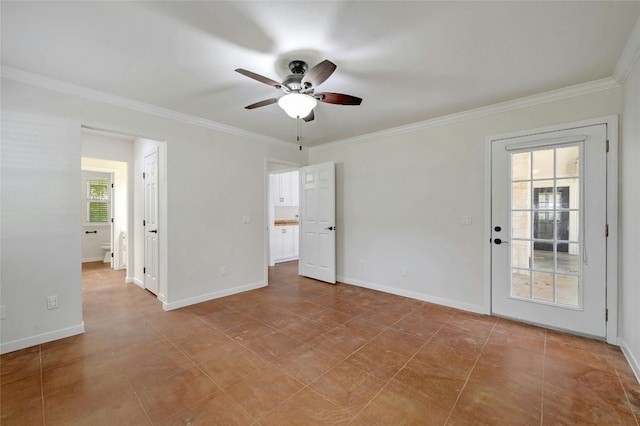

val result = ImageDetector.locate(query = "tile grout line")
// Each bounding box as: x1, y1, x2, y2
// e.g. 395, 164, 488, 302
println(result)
111, 344, 154, 426
609, 350, 640, 426
347, 307, 457, 424
443, 316, 499, 425
255, 300, 424, 424
139, 312, 257, 424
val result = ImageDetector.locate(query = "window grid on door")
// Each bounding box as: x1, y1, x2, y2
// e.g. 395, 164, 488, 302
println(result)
510, 144, 582, 308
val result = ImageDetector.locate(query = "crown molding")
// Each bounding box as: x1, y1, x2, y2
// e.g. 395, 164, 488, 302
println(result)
310, 77, 621, 153
613, 15, 640, 85
0, 66, 297, 150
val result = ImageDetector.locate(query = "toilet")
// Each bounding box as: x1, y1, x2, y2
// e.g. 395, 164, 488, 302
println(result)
101, 243, 111, 263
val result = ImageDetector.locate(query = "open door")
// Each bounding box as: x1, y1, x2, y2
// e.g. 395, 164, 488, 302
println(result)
143, 148, 159, 295
298, 162, 336, 284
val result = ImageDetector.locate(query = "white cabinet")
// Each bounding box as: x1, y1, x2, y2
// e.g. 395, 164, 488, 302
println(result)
281, 226, 295, 259
290, 171, 299, 206
271, 225, 299, 264
272, 171, 299, 206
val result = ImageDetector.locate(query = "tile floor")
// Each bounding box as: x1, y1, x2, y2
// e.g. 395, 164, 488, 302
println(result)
1, 261, 639, 425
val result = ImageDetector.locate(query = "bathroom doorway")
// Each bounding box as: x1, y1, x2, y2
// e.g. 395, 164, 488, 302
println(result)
81, 127, 134, 280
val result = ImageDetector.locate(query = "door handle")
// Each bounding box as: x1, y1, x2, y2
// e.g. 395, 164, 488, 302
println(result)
494, 238, 508, 245
324, 226, 335, 231
149, 230, 158, 234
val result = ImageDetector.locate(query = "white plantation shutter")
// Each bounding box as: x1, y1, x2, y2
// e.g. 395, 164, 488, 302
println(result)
87, 178, 110, 223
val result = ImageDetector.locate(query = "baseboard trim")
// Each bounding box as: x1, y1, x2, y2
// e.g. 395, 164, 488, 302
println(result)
162, 281, 267, 311
0, 322, 85, 355
337, 276, 487, 315
133, 278, 144, 288
620, 340, 640, 384
82, 257, 104, 263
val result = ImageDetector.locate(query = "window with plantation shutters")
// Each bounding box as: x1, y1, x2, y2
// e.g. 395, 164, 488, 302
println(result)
87, 178, 110, 223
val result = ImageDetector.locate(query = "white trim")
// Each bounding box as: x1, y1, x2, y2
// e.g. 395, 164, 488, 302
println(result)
0, 66, 297, 150
310, 78, 620, 153
620, 339, 640, 384
0, 323, 85, 355
133, 277, 144, 288
337, 276, 486, 315
82, 257, 105, 263
605, 117, 619, 346
484, 115, 619, 345
162, 281, 267, 311
125, 276, 134, 284
613, 16, 640, 85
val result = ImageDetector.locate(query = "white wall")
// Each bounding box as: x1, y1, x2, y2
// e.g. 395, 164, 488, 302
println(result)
309, 88, 623, 313
1, 112, 84, 353
620, 55, 640, 379
0, 77, 305, 352
80, 170, 112, 262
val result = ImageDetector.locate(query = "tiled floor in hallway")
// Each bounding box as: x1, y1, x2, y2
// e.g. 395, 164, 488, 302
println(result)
1, 261, 639, 425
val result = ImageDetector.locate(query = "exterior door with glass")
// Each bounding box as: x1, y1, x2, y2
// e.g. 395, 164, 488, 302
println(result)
491, 124, 608, 338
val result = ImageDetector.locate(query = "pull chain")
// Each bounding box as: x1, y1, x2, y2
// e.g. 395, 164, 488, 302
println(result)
297, 116, 302, 150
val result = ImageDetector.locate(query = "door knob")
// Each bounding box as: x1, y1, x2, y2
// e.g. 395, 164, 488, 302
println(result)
324, 226, 335, 231
149, 229, 158, 234
494, 238, 508, 245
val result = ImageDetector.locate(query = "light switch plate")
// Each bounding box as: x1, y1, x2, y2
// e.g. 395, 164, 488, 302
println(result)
460, 216, 472, 226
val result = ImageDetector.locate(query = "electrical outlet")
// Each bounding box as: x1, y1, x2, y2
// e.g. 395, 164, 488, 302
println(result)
460, 215, 472, 226
242, 215, 251, 224
0, 305, 5, 320
47, 295, 58, 310
401, 267, 408, 277
359, 261, 366, 272
220, 266, 228, 277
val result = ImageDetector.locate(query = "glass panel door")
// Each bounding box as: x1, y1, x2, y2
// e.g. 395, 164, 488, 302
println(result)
510, 145, 581, 308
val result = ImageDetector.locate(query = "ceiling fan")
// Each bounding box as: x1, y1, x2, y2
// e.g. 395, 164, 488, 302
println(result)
235, 59, 362, 122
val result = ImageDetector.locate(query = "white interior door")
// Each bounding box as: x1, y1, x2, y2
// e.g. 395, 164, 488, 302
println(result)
144, 149, 159, 295
491, 124, 607, 337
299, 162, 336, 284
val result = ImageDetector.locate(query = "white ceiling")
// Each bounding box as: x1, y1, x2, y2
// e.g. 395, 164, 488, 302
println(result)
2, 1, 639, 147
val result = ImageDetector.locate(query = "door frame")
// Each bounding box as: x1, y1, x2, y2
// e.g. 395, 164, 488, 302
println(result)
484, 116, 618, 344
143, 147, 160, 296
264, 158, 304, 285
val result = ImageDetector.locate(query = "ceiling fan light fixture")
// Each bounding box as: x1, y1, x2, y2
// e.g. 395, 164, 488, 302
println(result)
278, 93, 317, 119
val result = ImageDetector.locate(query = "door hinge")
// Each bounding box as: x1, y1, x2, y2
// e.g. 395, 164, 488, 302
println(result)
605, 224, 609, 237
111, 218, 114, 223
606, 308, 609, 322
111, 252, 114, 258
143, 219, 146, 227
606, 140, 610, 153
143, 172, 146, 179
143, 267, 146, 274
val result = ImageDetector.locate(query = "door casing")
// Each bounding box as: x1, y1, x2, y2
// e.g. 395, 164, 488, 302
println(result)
264, 158, 304, 285
484, 116, 618, 344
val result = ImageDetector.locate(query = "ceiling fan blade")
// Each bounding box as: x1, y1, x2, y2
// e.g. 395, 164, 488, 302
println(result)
235, 68, 281, 88
301, 60, 336, 88
319, 92, 363, 105
244, 98, 278, 109
302, 110, 315, 122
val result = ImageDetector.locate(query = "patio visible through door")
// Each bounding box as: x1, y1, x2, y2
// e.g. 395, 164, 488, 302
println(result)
491, 123, 608, 338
